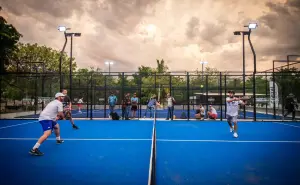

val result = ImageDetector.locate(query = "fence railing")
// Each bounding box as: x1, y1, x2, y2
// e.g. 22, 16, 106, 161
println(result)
0, 71, 299, 121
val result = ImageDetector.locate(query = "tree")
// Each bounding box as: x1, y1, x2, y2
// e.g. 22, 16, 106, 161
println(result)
2, 43, 78, 101
7, 43, 76, 73
0, 8, 22, 73
273, 67, 300, 102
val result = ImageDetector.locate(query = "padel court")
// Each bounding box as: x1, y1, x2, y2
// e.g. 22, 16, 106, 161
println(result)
0, 119, 300, 185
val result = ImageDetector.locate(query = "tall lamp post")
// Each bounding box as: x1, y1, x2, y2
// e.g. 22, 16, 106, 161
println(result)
58, 26, 81, 100
105, 61, 114, 75
234, 23, 258, 120
200, 61, 208, 106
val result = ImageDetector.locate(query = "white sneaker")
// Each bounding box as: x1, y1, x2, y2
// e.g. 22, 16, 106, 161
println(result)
233, 132, 238, 138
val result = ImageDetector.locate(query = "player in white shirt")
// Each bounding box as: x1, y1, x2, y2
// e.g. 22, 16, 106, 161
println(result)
226, 90, 246, 138
29, 93, 66, 156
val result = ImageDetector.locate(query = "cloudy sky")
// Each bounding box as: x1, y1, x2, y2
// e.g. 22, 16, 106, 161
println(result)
1, 0, 300, 73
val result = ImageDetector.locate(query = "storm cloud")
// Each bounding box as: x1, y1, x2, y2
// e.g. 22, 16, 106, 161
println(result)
0, 0, 299, 72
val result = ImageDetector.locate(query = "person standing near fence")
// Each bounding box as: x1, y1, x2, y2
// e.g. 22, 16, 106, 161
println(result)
108, 92, 117, 117
131, 93, 139, 119
77, 97, 83, 113
121, 93, 131, 120
144, 95, 160, 118
166, 93, 176, 120
61, 89, 79, 129
283, 93, 298, 120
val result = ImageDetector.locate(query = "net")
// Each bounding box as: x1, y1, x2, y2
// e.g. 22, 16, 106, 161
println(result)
148, 106, 157, 185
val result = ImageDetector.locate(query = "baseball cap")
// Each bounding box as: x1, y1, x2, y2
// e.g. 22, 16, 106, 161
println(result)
55, 92, 65, 98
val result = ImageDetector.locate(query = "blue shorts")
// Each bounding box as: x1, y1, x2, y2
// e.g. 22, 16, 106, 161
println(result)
40, 120, 57, 131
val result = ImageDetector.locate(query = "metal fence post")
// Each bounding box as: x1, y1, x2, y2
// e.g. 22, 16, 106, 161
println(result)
220, 72, 223, 121
187, 72, 190, 120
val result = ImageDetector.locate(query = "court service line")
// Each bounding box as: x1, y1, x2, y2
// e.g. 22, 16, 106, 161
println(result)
0, 138, 152, 141
0, 121, 38, 130
156, 139, 300, 143
274, 122, 300, 129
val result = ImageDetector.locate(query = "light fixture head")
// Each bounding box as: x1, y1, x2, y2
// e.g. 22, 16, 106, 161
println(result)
58, 26, 70, 32
248, 23, 258, 29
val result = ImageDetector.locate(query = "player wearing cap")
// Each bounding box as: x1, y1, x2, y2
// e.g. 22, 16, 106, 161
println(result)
226, 90, 246, 138
29, 92, 66, 156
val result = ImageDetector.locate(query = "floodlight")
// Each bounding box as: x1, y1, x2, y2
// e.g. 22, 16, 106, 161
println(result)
105, 61, 114, 65
58, 26, 71, 32
58, 26, 66, 32
234, 31, 241, 35
200, 61, 208, 64
248, 23, 258, 29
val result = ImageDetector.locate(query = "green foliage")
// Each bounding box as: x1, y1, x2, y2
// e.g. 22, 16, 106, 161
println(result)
7, 43, 76, 73
0, 11, 22, 73
273, 67, 300, 100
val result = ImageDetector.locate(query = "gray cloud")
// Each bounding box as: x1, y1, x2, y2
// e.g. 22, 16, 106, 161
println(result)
1, 0, 298, 73
1, 0, 84, 17
186, 17, 200, 40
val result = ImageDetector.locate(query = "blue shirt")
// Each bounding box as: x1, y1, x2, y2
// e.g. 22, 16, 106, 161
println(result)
131, 97, 139, 105
147, 99, 157, 107
108, 95, 117, 106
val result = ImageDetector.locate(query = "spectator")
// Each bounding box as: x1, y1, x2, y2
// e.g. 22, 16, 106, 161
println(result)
207, 105, 218, 120
144, 95, 160, 118
108, 92, 117, 117
122, 93, 131, 120
166, 93, 176, 120
283, 93, 298, 120
131, 93, 139, 119
195, 104, 205, 120
77, 97, 83, 113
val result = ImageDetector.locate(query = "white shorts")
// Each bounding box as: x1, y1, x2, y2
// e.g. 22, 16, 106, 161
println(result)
226, 115, 238, 123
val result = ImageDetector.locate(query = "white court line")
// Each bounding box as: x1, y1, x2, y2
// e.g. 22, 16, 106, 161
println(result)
156, 139, 300, 143
0, 138, 152, 141
0, 137, 299, 143
0, 121, 38, 130
274, 122, 300, 129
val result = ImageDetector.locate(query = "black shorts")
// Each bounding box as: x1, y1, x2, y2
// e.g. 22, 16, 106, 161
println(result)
131, 105, 137, 111
63, 110, 72, 120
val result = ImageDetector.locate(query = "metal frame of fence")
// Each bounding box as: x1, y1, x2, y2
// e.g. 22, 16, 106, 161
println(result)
0, 71, 299, 121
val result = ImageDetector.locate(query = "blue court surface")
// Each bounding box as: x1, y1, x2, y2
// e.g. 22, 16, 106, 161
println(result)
0, 119, 300, 185
16, 109, 287, 120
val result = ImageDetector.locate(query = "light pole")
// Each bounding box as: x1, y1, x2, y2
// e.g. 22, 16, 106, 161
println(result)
105, 61, 114, 75
234, 23, 258, 120
200, 61, 208, 82
58, 26, 81, 100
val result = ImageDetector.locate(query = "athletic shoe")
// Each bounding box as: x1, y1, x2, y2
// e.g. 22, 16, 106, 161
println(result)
233, 132, 238, 138
56, 140, 64, 144
73, 125, 79, 129
29, 148, 44, 156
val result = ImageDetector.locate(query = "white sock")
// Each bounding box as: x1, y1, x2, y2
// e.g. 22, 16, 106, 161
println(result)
33, 143, 40, 149
56, 136, 60, 140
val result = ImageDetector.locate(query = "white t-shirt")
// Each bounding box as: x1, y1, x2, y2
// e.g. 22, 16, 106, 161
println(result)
210, 107, 217, 115
167, 97, 175, 107
39, 100, 63, 121
200, 107, 205, 115
226, 97, 243, 116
